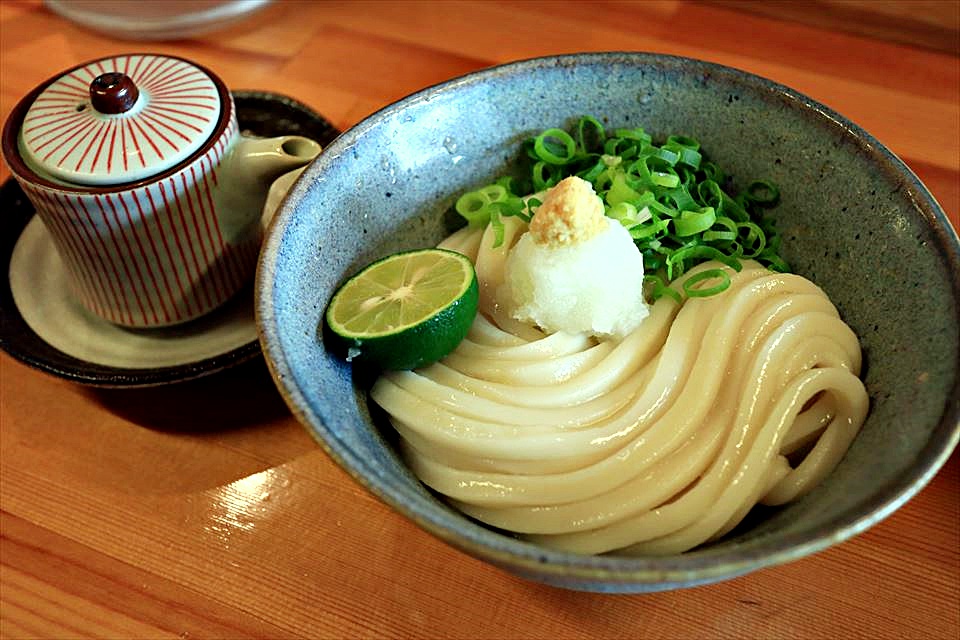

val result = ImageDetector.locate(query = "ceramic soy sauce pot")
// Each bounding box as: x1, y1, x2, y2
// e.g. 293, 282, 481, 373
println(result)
2, 53, 321, 328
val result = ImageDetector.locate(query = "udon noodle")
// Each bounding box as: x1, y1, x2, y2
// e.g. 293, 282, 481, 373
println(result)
370, 218, 869, 555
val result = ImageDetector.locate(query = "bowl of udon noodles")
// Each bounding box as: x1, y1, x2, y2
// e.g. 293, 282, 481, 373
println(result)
256, 52, 959, 593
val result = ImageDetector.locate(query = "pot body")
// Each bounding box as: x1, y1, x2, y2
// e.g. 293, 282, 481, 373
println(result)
2, 54, 319, 328
16, 109, 257, 327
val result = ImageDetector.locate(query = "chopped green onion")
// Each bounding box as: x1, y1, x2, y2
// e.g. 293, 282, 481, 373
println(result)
683, 269, 732, 297
624, 157, 653, 190
494, 176, 517, 194
674, 207, 717, 237
606, 172, 643, 207
644, 274, 682, 303
703, 216, 738, 243
607, 202, 643, 227
454, 115, 788, 299
532, 161, 562, 192
676, 146, 702, 169
604, 136, 639, 159
759, 250, 790, 272
737, 221, 767, 258
636, 191, 678, 218
480, 184, 507, 202
700, 161, 725, 184
455, 191, 491, 226
666, 245, 742, 280
662, 186, 697, 212
697, 179, 724, 209
630, 217, 669, 240
575, 116, 605, 155
664, 141, 702, 169
643, 255, 664, 271
678, 165, 698, 187
703, 229, 736, 242
650, 146, 681, 166
533, 128, 577, 165
577, 156, 607, 183
614, 128, 652, 145
745, 179, 781, 207
650, 170, 680, 188
666, 134, 700, 151
454, 184, 531, 236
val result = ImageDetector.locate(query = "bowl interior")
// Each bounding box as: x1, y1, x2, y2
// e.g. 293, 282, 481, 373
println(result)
258, 53, 959, 591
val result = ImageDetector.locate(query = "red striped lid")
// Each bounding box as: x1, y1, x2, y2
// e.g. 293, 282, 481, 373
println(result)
19, 54, 221, 186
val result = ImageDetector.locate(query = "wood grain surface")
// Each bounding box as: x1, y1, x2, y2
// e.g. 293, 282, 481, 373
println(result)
1, 1, 958, 638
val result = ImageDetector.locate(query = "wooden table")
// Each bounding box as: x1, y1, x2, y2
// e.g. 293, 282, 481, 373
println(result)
2, 1, 958, 638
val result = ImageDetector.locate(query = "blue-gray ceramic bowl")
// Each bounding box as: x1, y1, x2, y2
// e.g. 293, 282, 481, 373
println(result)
256, 52, 959, 593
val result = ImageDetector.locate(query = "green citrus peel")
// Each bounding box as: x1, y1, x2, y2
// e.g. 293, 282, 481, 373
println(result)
325, 248, 479, 370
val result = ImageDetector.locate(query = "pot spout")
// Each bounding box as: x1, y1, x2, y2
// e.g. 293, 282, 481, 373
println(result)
216, 134, 322, 240
228, 135, 322, 188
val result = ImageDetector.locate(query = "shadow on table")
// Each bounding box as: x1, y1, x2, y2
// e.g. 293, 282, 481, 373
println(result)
83, 356, 290, 433
64, 357, 323, 494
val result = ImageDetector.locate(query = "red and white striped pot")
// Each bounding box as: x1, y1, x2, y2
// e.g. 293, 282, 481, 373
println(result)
2, 54, 321, 328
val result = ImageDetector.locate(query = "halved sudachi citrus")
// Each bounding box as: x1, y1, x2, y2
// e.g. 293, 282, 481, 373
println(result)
325, 248, 479, 370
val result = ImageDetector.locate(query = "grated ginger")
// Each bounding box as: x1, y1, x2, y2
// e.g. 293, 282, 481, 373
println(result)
528, 176, 607, 248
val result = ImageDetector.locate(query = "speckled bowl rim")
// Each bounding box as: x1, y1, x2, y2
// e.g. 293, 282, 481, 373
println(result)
257, 52, 960, 589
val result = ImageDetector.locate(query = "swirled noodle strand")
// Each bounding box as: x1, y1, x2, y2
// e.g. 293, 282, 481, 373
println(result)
370, 224, 869, 555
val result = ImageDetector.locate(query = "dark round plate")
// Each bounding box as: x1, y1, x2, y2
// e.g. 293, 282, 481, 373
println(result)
0, 90, 339, 387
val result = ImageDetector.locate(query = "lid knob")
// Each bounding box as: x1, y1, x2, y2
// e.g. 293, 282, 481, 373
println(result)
89, 72, 139, 115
